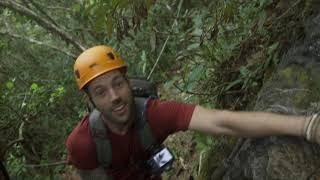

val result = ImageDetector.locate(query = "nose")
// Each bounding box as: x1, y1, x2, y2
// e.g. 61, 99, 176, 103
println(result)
109, 88, 121, 104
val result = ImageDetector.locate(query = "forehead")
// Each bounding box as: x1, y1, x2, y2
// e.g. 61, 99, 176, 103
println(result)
88, 70, 122, 88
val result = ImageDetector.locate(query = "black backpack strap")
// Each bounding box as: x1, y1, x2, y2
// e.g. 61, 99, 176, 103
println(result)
88, 109, 112, 169
88, 97, 157, 174
134, 97, 157, 151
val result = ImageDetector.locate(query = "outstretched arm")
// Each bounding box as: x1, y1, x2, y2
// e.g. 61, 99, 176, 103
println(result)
188, 105, 307, 138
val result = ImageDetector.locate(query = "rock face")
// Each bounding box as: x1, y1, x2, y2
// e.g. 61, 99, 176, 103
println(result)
219, 13, 320, 180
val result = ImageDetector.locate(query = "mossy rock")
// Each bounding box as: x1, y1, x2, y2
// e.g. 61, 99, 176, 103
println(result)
212, 13, 320, 180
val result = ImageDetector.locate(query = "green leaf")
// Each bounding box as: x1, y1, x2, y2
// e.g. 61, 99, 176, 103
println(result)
239, 66, 250, 76
117, 0, 129, 9
57, 87, 65, 95
94, 5, 107, 32
185, 65, 204, 91
6, 81, 14, 90
72, 4, 81, 13
31, 83, 39, 91
163, 76, 179, 90
225, 79, 242, 91
145, 0, 154, 10
186, 82, 196, 92
223, 2, 235, 22
259, 0, 273, 8
194, 133, 212, 151
187, 43, 200, 51
267, 42, 279, 55
106, 14, 114, 37
206, 137, 214, 145
141, 50, 147, 75
188, 65, 204, 83
150, 31, 156, 52
257, 11, 267, 32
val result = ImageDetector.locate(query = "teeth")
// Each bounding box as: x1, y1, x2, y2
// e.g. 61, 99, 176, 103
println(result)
113, 104, 125, 111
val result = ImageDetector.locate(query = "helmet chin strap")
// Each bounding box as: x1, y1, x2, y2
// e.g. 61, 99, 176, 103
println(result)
83, 90, 96, 112
87, 99, 95, 112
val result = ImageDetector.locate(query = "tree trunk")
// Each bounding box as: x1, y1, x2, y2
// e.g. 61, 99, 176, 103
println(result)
216, 12, 320, 180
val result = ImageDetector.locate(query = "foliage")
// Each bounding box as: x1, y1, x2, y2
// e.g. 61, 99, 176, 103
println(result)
83, 0, 155, 39
0, 0, 316, 179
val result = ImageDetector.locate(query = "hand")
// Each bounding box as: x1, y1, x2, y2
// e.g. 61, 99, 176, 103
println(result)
304, 114, 320, 144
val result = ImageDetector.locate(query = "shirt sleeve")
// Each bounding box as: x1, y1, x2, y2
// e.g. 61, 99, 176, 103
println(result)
66, 116, 99, 169
146, 99, 195, 137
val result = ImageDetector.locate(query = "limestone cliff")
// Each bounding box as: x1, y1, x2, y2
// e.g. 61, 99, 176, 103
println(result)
217, 12, 320, 180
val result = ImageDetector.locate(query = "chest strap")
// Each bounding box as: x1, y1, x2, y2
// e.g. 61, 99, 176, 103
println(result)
89, 109, 112, 168
88, 97, 156, 170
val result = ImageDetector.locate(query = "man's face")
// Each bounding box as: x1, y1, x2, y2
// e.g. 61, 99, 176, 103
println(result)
87, 70, 134, 126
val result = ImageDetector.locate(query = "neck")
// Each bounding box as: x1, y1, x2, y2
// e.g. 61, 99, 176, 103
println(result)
101, 115, 133, 135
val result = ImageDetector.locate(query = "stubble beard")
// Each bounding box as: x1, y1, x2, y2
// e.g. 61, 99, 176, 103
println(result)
102, 96, 134, 127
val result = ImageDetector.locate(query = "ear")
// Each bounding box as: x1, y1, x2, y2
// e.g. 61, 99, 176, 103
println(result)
121, 73, 130, 86
125, 75, 130, 84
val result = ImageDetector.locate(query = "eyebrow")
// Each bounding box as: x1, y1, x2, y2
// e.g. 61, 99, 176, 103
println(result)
91, 85, 104, 94
112, 75, 124, 82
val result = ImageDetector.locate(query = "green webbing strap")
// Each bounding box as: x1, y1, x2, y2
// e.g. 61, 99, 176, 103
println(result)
134, 97, 156, 151
88, 109, 112, 177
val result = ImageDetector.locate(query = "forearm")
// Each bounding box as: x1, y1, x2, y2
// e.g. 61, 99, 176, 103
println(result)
215, 110, 306, 138
189, 106, 308, 138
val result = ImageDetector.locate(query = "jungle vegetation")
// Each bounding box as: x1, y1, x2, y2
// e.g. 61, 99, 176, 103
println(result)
0, 0, 316, 179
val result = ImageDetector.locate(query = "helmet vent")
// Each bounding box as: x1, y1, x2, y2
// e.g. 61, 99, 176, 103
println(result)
89, 63, 97, 68
75, 70, 80, 79
107, 52, 115, 60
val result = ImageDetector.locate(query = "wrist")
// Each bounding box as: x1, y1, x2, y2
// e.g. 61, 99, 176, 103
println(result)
302, 115, 312, 139
303, 114, 319, 142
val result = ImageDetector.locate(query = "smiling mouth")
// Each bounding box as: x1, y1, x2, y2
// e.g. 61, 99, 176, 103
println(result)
112, 103, 127, 113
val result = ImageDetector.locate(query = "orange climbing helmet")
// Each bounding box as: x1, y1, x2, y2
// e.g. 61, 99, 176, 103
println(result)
74, 45, 127, 90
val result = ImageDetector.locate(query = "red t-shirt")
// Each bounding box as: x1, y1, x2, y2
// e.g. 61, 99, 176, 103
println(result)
66, 99, 195, 180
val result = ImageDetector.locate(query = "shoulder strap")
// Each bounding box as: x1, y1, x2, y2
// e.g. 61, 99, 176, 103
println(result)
134, 97, 157, 151
88, 97, 157, 170
88, 109, 112, 169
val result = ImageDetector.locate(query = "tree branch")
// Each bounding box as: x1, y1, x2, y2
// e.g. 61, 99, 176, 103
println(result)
147, 0, 184, 79
0, 0, 86, 52
20, 0, 32, 9
24, 160, 67, 168
0, 63, 29, 87
173, 83, 212, 96
2, 103, 31, 124
0, 31, 77, 59
4, 138, 24, 155
46, 6, 72, 11
26, 0, 60, 27
2, 122, 25, 157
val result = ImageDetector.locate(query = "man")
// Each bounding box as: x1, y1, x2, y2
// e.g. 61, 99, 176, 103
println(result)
66, 45, 320, 180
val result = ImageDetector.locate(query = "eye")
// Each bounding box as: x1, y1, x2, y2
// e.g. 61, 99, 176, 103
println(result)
113, 79, 125, 89
115, 81, 124, 88
94, 88, 106, 96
